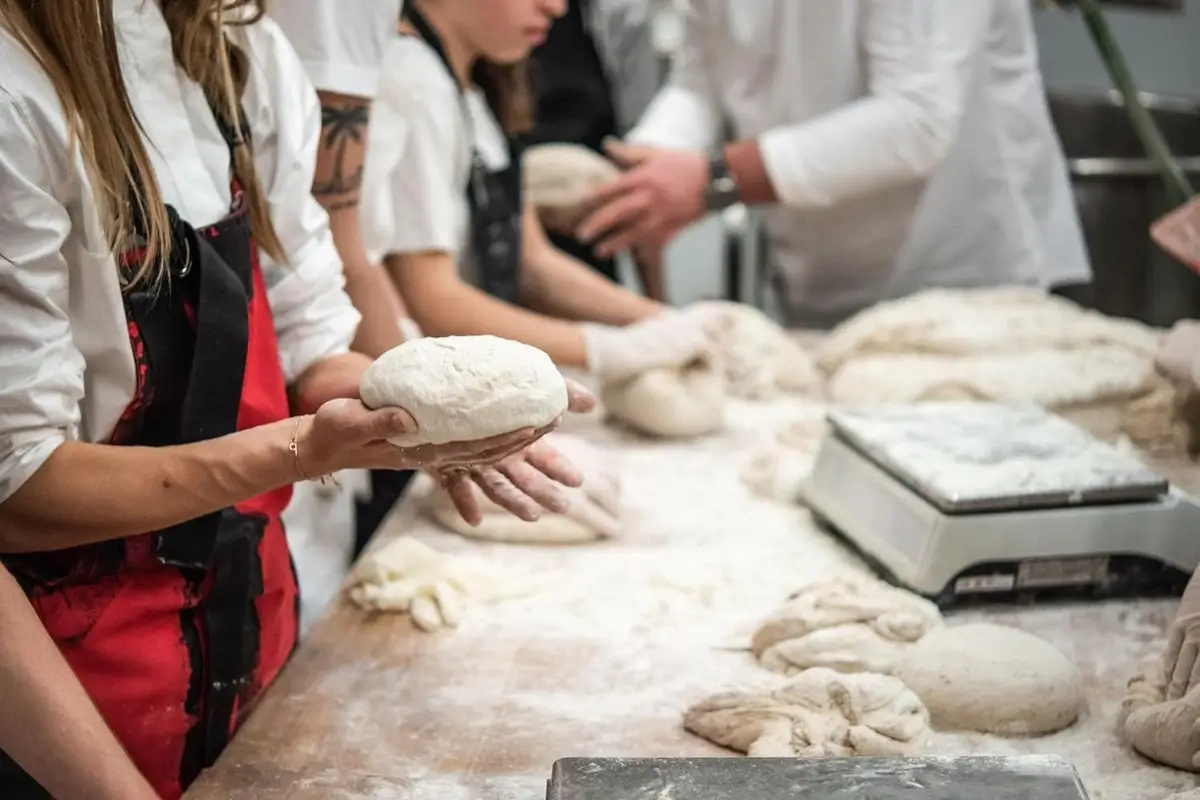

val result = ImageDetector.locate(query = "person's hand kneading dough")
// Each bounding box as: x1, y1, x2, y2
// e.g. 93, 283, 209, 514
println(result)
580, 310, 719, 385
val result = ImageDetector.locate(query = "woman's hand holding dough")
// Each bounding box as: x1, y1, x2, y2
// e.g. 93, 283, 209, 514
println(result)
1165, 567, 1200, 701
295, 400, 544, 478
434, 378, 596, 525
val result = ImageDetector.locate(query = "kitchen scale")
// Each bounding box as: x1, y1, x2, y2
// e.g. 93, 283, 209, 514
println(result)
803, 402, 1200, 608
546, 755, 1090, 799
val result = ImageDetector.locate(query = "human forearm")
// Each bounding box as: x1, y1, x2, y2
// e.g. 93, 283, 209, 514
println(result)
291, 351, 374, 414
725, 140, 778, 206
521, 204, 661, 324
0, 421, 299, 552
389, 254, 590, 368
522, 244, 661, 324
313, 90, 408, 358
0, 567, 159, 800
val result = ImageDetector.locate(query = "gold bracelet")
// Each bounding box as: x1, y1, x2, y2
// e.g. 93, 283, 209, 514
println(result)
289, 417, 311, 481
288, 417, 341, 487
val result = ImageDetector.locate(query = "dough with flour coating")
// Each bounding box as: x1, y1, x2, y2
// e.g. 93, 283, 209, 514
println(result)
742, 407, 828, 503
700, 301, 822, 399
893, 623, 1084, 735
752, 575, 943, 660
426, 434, 622, 544
684, 667, 930, 757
360, 336, 567, 447
601, 357, 725, 439
523, 143, 619, 232
817, 287, 1185, 453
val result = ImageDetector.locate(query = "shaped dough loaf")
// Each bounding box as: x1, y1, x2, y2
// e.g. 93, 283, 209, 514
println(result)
360, 336, 568, 447
698, 301, 822, 399
684, 667, 930, 758
601, 357, 726, 439
426, 434, 622, 544
345, 537, 534, 632
523, 143, 620, 232
817, 287, 1185, 454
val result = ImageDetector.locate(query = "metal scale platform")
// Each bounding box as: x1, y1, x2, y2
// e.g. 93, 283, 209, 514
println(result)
803, 403, 1200, 607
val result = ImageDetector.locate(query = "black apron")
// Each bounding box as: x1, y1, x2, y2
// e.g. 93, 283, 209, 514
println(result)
404, 5, 524, 303
529, 0, 620, 282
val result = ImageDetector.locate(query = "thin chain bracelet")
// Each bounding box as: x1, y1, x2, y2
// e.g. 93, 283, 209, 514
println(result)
289, 417, 340, 487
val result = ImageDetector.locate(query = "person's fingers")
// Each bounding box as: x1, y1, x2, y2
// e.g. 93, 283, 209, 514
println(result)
1168, 638, 1200, 701
471, 467, 543, 522
566, 496, 622, 539
524, 443, 583, 488
421, 428, 538, 464
368, 407, 418, 439
602, 137, 655, 167
594, 204, 662, 257
443, 472, 483, 526
577, 184, 652, 244
564, 378, 597, 414
497, 456, 570, 513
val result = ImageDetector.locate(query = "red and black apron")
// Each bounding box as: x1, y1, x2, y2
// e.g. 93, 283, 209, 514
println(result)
0, 109, 299, 799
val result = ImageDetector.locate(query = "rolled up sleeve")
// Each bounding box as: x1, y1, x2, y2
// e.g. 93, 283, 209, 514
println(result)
760, 0, 994, 209
0, 96, 85, 504
625, 0, 721, 151
268, 0, 400, 98
244, 20, 361, 384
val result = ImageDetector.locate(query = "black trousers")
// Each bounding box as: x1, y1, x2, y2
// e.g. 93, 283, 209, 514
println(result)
353, 469, 416, 558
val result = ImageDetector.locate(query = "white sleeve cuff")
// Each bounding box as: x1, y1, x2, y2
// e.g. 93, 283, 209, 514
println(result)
625, 86, 720, 151
301, 61, 381, 100
0, 435, 66, 506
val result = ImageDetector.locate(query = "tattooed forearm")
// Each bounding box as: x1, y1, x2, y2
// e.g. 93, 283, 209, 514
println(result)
312, 96, 371, 212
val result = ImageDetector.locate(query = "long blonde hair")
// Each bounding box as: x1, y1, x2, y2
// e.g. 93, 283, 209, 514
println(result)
0, 0, 286, 291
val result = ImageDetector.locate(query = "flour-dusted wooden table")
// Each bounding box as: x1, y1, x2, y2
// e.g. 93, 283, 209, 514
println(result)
186, 400, 1200, 800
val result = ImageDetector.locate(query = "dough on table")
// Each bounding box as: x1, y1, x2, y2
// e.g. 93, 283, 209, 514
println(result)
892, 623, 1084, 735
684, 667, 930, 758
360, 335, 567, 447
600, 356, 726, 439
523, 143, 619, 232
742, 406, 828, 503
816, 287, 1186, 454
1121, 655, 1200, 772
345, 536, 534, 632
752, 575, 944, 662
425, 433, 622, 544
700, 301, 822, 399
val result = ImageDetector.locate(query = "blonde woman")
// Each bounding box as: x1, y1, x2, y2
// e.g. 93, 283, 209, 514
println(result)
0, 1, 588, 797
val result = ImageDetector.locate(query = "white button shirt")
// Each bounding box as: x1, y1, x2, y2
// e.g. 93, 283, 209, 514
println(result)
630, 0, 1092, 326
270, 0, 404, 100
0, 0, 360, 504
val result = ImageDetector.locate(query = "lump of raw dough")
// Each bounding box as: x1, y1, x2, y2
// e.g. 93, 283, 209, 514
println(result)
893, 623, 1084, 735
426, 434, 622, 544
523, 143, 619, 231
346, 536, 535, 632
752, 575, 943, 661
600, 357, 725, 439
684, 667, 930, 758
700, 301, 822, 399
360, 335, 568, 447
815, 287, 1187, 454
741, 407, 829, 503
1121, 655, 1200, 771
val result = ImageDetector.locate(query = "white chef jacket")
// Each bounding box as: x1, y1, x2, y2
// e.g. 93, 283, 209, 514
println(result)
269, 0, 404, 100
361, 37, 512, 283
0, 2, 360, 504
630, 0, 1092, 326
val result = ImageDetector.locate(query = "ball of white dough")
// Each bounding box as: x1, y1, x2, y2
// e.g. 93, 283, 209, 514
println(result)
359, 336, 568, 447
894, 623, 1084, 735
523, 143, 619, 210
601, 357, 725, 439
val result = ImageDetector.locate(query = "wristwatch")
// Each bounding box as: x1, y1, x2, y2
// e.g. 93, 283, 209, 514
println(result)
704, 147, 740, 212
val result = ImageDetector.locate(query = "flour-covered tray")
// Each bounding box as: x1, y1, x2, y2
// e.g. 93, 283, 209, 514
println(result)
826, 403, 1168, 513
